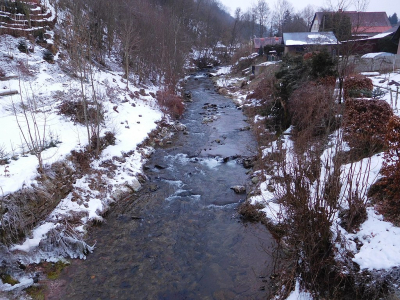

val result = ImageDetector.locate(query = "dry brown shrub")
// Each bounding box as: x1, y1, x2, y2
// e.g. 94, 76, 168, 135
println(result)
246, 76, 275, 101
376, 116, 400, 221
238, 202, 266, 222
156, 89, 184, 119
317, 76, 336, 87
0, 162, 74, 245
70, 150, 92, 172
90, 131, 116, 151
289, 83, 338, 137
343, 99, 392, 157
16, 60, 32, 76
343, 75, 373, 100
58, 100, 102, 124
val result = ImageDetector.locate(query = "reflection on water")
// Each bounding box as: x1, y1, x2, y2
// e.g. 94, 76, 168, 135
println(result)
56, 73, 276, 300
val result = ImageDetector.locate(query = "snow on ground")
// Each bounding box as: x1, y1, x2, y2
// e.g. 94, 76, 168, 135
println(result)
368, 70, 400, 112
0, 30, 163, 274
285, 280, 313, 300
212, 61, 400, 296
338, 70, 400, 271
349, 207, 400, 270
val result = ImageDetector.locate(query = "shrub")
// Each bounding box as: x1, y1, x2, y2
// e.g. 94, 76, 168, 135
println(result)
238, 202, 266, 222
70, 150, 91, 172
156, 89, 184, 119
343, 75, 373, 100
275, 55, 310, 102
317, 76, 336, 87
43, 49, 54, 63
343, 99, 392, 157
245, 74, 289, 132
58, 100, 103, 124
289, 83, 338, 137
90, 131, 116, 151
231, 47, 253, 73
378, 116, 400, 221
309, 50, 337, 79
17, 39, 32, 53
16, 60, 32, 76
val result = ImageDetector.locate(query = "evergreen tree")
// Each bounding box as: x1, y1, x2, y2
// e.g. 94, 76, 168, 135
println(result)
389, 13, 398, 26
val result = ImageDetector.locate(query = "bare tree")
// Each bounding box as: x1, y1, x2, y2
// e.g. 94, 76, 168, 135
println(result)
273, 0, 294, 36
300, 5, 316, 30
324, 0, 352, 11
118, 13, 140, 89
255, 0, 270, 37
12, 80, 48, 174
229, 8, 242, 52
352, 0, 369, 12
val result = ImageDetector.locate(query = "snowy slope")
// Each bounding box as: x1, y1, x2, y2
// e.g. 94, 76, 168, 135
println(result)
0, 29, 165, 290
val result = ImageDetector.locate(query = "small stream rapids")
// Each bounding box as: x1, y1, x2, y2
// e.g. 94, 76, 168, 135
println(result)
53, 72, 277, 299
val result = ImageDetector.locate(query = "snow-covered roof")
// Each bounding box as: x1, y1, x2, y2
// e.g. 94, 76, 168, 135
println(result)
283, 32, 338, 46
352, 24, 399, 41
361, 52, 395, 59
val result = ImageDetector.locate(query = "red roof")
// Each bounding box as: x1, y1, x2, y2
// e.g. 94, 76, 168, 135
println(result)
253, 37, 282, 48
354, 26, 392, 33
314, 11, 391, 35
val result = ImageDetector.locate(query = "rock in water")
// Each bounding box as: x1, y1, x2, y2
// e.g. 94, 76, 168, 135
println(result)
231, 185, 246, 194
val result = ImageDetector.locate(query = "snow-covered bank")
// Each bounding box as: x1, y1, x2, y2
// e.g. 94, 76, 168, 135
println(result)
212, 56, 400, 298
0, 27, 167, 291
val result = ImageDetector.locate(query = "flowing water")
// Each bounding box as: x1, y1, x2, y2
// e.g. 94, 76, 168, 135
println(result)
53, 72, 276, 299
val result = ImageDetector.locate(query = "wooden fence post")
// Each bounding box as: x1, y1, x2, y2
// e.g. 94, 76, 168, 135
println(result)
390, 89, 393, 108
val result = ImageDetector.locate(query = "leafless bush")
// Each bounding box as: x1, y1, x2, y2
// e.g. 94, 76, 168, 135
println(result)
231, 47, 253, 73
238, 202, 265, 222
289, 82, 339, 138
70, 150, 92, 172
16, 60, 32, 76
156, 89, 184, 119
90, 131, 116, 152
272, 137, 385, 299
0, 162, 74, 245
273, 144, 340, 298
232, 55, 255, 74
246, 76, 275, 102
0, 144, 9, 165
58, 99, 103, 125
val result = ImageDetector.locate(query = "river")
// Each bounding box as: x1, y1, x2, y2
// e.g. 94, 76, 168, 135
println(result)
50, 72, 276, 299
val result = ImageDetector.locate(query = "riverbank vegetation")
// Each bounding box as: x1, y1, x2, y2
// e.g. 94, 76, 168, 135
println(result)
214, 49, 400, 298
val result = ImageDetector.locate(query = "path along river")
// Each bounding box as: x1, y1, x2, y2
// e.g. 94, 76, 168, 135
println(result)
52, 72, 277, 299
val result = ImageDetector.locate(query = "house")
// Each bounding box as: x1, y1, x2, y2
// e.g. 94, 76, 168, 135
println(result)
310, 11, 392, 39
282, 32, 338, 55
340, 25, 399, 55
393, 25, 400, 55
253, 37, 282, 51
